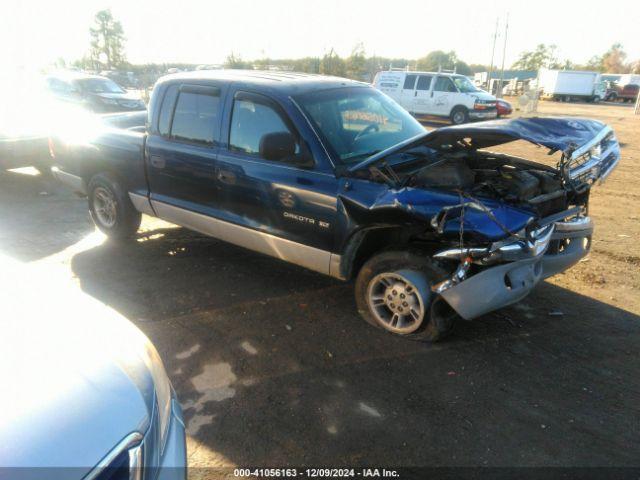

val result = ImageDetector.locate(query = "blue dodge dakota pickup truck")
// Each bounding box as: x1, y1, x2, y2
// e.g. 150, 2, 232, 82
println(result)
50, 70, 621, 341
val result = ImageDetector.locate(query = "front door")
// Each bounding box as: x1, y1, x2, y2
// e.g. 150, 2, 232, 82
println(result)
431, 76, 459, 117
215, 90, 338, 253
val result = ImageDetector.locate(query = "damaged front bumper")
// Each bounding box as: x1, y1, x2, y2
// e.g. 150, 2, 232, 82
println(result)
434, 215, 593, 320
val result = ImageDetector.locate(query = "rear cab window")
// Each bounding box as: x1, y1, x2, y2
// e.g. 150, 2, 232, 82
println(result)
157, 83, 222, 145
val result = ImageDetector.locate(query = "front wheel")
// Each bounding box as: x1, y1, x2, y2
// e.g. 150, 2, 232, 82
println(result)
450, 106, 469, 125
88, 172, 141, 239
355, 251, 457, 342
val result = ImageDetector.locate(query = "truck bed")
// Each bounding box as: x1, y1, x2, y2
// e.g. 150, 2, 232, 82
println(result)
51, 111, 148, 196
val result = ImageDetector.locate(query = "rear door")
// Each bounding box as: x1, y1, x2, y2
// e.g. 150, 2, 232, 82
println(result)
145, 82, 226, 214
431, 76, 459, 116
412, 74, 434, 115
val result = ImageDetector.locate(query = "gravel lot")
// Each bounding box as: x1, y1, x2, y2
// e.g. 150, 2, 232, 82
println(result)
1, 100, 638, 477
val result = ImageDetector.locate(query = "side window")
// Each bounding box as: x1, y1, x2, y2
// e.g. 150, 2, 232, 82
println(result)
158, 85, 178, 137
403, 74, 417, 90
169, 86, 221, 145
229, 95, 298, 159
416, 75, 432, 91
47, 78, 73, 94
434, 77, 457, 93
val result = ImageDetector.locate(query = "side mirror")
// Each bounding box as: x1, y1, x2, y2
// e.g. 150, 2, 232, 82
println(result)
259, 131, 297, 162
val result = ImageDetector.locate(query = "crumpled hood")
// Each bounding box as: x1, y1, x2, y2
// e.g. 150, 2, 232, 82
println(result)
0, 258, 155, 474
340, 180, 534, 243
349, 117, 608, 173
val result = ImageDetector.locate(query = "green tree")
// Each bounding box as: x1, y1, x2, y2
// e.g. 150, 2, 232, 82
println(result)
511, 44, 560, 70
224, 52, 252, 69
320, 49, 346, 77
89, 9, 126, 70
586, 55, 604, 71
415, 50, 471, 75
602, 43, 627, 73
345, 43, 367, 80
468, 63, 490, 74
416, 50, 456, 71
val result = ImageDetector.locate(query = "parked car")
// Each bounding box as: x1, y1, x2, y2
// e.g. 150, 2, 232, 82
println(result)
51, 71, 620, 342
605, 82, 639, 103
0, 79, 54, 173
538, 69, 606, 102
0, 255, 186, 479
373, 70, 497, 124
45, 72, 146, 112
495, 99, 513, 117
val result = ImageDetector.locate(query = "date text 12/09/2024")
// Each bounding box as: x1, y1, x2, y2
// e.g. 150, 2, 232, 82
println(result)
233, 468, 400, 478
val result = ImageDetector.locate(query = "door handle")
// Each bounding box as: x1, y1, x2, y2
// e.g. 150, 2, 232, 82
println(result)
149, 155, 166, 169
217, 169, 237, 185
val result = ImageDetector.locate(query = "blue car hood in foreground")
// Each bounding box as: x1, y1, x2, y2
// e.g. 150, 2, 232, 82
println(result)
349, 117, 607, 173
0, 258, 156, 475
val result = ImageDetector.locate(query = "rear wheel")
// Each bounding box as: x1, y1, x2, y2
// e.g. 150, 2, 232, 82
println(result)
355, 251, 457, 342
88, 172, 141, 239
450, 106, 469, 125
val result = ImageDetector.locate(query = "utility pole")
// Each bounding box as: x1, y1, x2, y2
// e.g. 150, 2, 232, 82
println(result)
498, 12, 509, 98
487, 17, 499, 94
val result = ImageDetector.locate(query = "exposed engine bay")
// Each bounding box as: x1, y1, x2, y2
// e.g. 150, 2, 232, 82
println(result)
404, 151, 576, 217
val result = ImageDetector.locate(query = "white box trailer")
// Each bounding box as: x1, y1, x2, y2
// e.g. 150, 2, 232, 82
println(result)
538, 69, 605, 102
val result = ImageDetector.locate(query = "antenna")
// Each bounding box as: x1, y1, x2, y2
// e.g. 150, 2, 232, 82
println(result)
487, 18, 499, 94
498, 12, 509, 98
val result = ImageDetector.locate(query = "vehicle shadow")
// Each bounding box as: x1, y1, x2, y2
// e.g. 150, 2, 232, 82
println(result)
0, 169, 94, 262
69, 224, 640, 469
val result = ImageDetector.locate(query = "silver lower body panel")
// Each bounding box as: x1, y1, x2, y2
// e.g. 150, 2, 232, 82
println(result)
148, 199, 342, 278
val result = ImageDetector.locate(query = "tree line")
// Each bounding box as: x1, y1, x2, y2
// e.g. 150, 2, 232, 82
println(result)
70, 10, 640, 80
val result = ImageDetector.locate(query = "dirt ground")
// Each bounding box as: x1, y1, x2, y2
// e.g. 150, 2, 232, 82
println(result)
1, 99, 639, 477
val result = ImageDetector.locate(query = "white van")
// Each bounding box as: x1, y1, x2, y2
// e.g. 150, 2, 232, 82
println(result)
373, 71, 497, 124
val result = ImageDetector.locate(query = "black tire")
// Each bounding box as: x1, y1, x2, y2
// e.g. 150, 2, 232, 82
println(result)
88, 172, 141, 239
450, 106, 469, 125
355, 250, 457, 342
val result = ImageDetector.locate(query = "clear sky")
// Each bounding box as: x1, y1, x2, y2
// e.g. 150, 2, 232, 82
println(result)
2, 0, 639, 70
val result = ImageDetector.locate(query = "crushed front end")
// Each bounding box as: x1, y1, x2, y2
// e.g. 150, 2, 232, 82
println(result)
432, 211, 593, 319
348, 117, 621, 321
425, 120, 619, 320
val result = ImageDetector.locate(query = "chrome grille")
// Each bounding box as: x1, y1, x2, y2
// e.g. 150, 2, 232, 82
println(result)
562, 127, 621, 190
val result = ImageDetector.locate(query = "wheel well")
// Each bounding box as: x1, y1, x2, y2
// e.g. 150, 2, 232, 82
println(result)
83, 164, 125, 190
341, 226, 437, 280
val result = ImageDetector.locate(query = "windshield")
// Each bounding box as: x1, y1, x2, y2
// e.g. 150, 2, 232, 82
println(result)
75, 78, 125, 94
295, 87, 425, 163
452, 76, 480, 93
